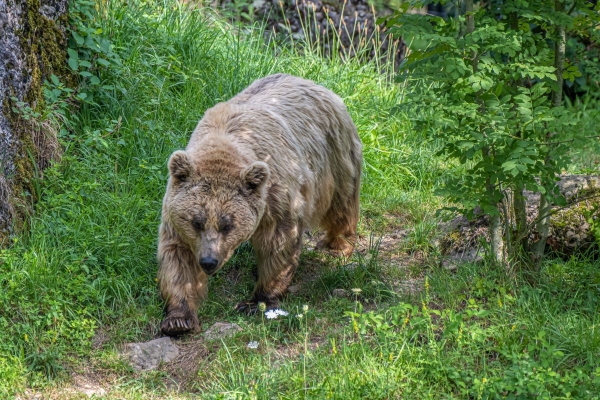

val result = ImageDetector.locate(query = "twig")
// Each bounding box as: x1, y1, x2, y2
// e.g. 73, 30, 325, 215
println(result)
546, 135, 600, 145
504, 135, 600, 145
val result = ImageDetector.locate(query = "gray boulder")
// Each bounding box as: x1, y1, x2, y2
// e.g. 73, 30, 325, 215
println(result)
124, 337, 180, 371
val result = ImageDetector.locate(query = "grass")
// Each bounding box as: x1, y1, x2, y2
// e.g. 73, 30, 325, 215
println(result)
0, 0, 599, 398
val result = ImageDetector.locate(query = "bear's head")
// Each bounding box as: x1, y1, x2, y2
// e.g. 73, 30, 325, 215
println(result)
165, 150, 270, 276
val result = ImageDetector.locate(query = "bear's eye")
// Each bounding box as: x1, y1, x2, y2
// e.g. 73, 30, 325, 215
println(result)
191, 216, 205, 231
218, 215, 233, 234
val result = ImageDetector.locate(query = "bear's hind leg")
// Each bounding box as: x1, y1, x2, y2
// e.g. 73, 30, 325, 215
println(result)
236, 223, 303, 314
158, 224, 208, 336
317, 178, 360, 257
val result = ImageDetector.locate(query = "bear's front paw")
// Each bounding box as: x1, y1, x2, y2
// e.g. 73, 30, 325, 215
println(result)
316, 238, 354, 258
160, 314, 198, 337
235, 299, 280, 315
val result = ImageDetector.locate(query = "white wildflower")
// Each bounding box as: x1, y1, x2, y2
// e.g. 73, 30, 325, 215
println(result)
296, 314, 303, 319
351, 288, 362, 294
247, 341, 259, 349
302, 304, 309, 312
264, 309, 289, 319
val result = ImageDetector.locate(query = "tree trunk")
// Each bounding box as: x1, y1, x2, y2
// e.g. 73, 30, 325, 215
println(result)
505, 10, 529, 265
512, 184, 529, 254
531, 0, 566, 270
0, 0, 68, 244
465, 0, 503, 262
489, 206, 504, 262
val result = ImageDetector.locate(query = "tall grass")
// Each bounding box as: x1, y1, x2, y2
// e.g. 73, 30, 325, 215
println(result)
1, 0, 598, 397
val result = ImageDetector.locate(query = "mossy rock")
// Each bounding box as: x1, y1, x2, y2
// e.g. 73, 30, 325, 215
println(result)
547, 177, 600, 253
439, 175, 600, 259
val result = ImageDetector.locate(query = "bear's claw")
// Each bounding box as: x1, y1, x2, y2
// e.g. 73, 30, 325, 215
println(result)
160, 315, 196, 336
235, 299, 280, 315
234, 302, 258, 315
316, 239, 354, 258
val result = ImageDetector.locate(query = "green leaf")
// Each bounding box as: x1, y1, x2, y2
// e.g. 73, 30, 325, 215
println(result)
99, 39, 111, 54
68, 58, 79, 71
96, 58, 110, 67
72, 31, 85, 45
50, 74, 60, 86
67, 48, 79, 60
529, 44, 537, 55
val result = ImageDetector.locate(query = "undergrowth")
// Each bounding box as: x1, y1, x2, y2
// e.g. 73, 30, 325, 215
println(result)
0, 0, 598, 398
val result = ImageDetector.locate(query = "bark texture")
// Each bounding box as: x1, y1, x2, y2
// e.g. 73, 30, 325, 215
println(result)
0, 0, 68, 243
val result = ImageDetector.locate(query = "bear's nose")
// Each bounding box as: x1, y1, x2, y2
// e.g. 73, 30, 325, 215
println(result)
199, 257, 219, 274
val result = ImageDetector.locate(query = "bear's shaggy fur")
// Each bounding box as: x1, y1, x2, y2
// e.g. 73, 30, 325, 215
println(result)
157, 74, 362, 336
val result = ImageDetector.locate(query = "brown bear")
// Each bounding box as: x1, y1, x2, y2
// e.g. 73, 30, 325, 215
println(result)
157, 74, 362, 336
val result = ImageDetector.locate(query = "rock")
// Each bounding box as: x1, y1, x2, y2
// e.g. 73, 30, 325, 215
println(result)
332, 288, 347, 298
343, 262, 358, 270
441, 247, 483, 270
124, 337, 179, 371
213, 0, 406, 69
287, 284, 301, 294
39, 5, 57, 19
91, 329, 109, 350
77, 386, 106, 398
439, 175, 600, 258
204, 322, 242, 340
72, 375, 107, 398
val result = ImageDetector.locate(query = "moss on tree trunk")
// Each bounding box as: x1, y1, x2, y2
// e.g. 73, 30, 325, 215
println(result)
0, 0, 69, 244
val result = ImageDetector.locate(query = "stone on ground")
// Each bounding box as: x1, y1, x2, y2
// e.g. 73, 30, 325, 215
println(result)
204, 322, 242, 340
332, 288, 348, 298
124, 337, 179, 371
287, 284, 301, 294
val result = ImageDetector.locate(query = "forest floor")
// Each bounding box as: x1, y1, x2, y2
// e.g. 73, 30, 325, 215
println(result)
2, 1, 600, 398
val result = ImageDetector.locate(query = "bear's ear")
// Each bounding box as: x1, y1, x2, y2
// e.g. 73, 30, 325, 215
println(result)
168, 150, 193, 182
241, 161, 270, 192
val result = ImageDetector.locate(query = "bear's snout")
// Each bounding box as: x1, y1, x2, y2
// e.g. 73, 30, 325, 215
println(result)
199, 257, 219, 275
